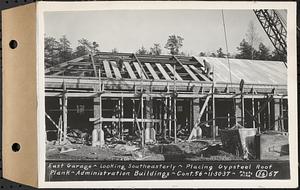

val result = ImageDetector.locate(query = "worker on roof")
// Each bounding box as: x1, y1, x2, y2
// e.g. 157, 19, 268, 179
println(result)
203, 59, 212, 76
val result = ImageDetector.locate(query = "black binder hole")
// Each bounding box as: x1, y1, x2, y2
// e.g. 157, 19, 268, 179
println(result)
9, 40, 18, 49
12, 143, 21, 152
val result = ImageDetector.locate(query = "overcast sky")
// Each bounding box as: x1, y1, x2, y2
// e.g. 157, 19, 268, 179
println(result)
44, 10, 283, 55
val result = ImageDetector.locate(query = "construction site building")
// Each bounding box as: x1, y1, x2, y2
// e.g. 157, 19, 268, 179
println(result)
45, 52, 288, 145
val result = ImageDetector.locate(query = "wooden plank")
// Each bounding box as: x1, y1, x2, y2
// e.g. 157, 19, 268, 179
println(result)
189, 65, 211, 81
90, 117, 161, 123
45, 92, 288, 99
183, 65, 200, 81
133, 62, 147, 79
145, 62, 160, 80
123, 61, 137, 79
103, 60, 113, 78
110, 61, 122, 79
165, 64, 183, 80
155, 63, 172, 80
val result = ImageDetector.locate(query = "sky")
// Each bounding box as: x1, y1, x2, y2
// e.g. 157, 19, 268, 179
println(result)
44, 9, 282, 55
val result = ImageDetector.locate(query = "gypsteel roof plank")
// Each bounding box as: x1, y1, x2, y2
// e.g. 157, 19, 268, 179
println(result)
133, 61, 147, 79
103, 60, 113, 78
110, 61, 122, 79
145, 62, 160, 80
165, 64, 183, 81
189, 65, 211, 82
182, 65, 200, 81
155, 63, 172, 80
123, 61, 137, 79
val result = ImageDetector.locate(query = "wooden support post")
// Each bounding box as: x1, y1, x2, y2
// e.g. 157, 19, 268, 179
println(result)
241, 94, 245, 126
118, 99, 121, 139
173, 62, 177, 143
235, 98, 242, 126
267, 100, 271, 130
168, 97, 172, 137
194, 90, 212, 126
158, 100, 162, 135
193, 98, 200, 128
163, 97, 167, 139
252, 98, 255, 128
227, 113, 230, 128
121, 97, 124, 140
62, 83, 68, 143
59, 116, 63, 144
90, 53, 97, 77
212, 86, 216, 141
190, 100, 193, 132
174, 96, 177, 143
141, 94, 144, 147
145, 94, 154, 144
280, 98, 284, 131
205, 104, 209, 124
257, 101, 261, 133
59, 99, 63, 144
132, 99, 135, 135
274, 98, 281, 131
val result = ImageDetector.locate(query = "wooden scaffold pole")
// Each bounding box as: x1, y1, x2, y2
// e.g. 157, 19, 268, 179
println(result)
62, 82, 68, 143
251, 88, 256, 128
212, 83, 216, 141
173, 63, 177, 143
98, 68, 105, 147
141, 94, 144, 147
121, 96, 124, 141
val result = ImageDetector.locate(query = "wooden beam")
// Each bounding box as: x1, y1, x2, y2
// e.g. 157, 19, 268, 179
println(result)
145, 62, 160, 80
103, 60, 113, 78
110, 61, 122, 79
166, 64, 183, 81
45, 112, 63, 133
182, 65, 200, 81
121, 97, 124, 140
123, 61, 137, 79
133, 62, 147, 79
173, 55, 199, 81
90, 53, 97, 77
45, 76, 287, 92
174, 96, 177, 143
141, 95, 145, 147
252, 98, 255, 128
46, 56, 86, 74
212, 86, 216, 140
62, 83, 68, 143
45, 91, 288, 99
189, 65, 211, 81
168, 97, 172, 137
156, 63, 172, 80
188, 89, 212, 141
133, 53, 149, 79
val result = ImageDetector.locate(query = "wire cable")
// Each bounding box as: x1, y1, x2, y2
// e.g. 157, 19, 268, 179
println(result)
221, 10, 233, 87
221, 10, 236, 125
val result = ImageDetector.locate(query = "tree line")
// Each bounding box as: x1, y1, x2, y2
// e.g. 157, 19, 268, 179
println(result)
45, 21, 285, 66
45, 34, 185, 66
45, 35, 101, 66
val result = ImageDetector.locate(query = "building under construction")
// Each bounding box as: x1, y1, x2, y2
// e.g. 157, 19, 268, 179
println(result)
45, 52, 288, 151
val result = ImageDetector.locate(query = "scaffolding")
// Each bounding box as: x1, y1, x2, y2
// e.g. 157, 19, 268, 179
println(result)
45, 52, 288, 146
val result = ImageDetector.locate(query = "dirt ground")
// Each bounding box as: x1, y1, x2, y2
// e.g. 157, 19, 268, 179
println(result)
46, 139, 242, 161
